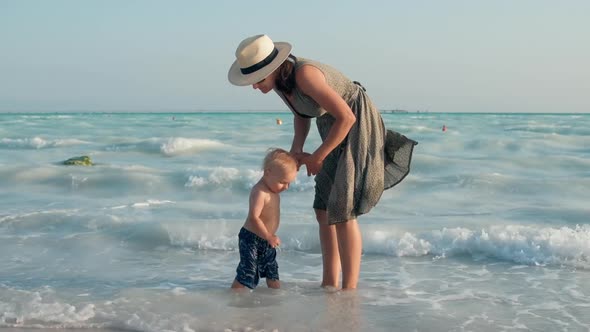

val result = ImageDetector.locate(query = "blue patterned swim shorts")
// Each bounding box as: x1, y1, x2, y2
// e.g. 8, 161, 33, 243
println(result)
234, 227, 279, 289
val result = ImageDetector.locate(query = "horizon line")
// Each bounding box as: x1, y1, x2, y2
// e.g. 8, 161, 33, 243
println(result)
1, 110, 589, 115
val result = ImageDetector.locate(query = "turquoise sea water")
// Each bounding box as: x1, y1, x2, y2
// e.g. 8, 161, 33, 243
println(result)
0, 112, 589, 331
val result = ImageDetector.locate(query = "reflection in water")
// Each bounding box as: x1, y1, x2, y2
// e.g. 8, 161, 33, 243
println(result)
223, 285, 367, 331
319, 290, 362, 332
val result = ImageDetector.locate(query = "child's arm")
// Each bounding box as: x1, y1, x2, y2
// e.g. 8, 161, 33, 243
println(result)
247, 189, 281, 248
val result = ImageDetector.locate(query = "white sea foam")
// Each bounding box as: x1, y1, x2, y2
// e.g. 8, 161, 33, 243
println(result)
362, 224, 590, 267
104, 137, 225, 156
185, 166, 314, 192
185, 166, 256, 188
0, 286, 96, 328
0, 137, 89, 149
164, 220, 237, 250
0, 209, 79, 226
159, 137, 224, 156
108, 220, 590, 268
2, 205, 588, 268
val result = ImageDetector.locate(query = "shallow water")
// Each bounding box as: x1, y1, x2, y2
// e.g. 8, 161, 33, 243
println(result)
0, 112, 588, 331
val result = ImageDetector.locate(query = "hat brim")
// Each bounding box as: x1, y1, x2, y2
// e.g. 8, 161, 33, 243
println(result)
228, 41, 292, 86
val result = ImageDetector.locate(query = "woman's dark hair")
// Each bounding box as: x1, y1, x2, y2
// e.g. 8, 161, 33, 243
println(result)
274, 54, 297, 94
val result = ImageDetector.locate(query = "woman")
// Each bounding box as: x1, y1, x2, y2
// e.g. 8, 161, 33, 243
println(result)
228, 34, 416, 289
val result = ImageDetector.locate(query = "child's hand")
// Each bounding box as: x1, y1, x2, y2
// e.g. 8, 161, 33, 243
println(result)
267, 234, 281, 248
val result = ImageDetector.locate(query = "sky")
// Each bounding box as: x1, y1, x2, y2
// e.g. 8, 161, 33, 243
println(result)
1, 0, 588, 113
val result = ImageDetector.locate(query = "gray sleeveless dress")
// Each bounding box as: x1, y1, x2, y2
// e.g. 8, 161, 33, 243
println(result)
276, 57, 417, 224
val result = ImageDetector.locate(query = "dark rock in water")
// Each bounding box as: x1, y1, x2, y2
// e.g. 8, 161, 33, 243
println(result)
63, 155, 93, 166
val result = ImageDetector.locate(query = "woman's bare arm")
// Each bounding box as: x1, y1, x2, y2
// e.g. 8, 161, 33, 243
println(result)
296, 65, 356, 175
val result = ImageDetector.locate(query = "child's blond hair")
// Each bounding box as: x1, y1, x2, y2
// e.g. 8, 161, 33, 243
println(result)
263, 148, 297, 172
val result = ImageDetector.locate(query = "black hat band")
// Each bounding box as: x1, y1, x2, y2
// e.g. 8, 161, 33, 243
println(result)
240, 48, 279, 75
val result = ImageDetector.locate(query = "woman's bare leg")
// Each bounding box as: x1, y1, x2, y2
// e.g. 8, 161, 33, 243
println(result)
315, 209, 340, 288
335, 219, 362, 289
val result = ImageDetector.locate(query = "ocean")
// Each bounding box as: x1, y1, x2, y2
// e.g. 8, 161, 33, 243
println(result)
0, 112, 588, 332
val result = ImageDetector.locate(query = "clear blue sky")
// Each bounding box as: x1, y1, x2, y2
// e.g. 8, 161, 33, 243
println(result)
1, 0, 588, 113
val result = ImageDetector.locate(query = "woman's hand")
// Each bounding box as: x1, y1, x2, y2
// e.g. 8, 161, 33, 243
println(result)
300, 153, 324, 176
292, 152, 311, 171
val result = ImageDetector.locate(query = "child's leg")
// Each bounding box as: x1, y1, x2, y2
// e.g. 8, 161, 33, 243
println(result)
266, 279, 280, 289
232, 228, 260, 289
260, 244, 279, 289
231, 278, 247, 289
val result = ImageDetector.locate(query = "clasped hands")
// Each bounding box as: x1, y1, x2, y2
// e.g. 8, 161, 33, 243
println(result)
292, 152, 323, 176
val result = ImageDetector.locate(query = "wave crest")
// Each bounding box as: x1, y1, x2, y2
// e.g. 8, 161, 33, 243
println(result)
0, 137, 88, 149
105, 137, 224, 156
363, 224, 590, 268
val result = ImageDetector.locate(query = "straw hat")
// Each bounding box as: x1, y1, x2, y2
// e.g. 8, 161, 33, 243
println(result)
228, 34, 292, 86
